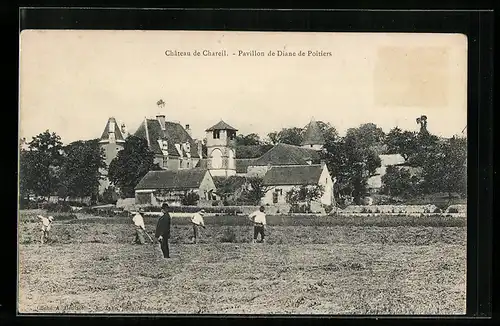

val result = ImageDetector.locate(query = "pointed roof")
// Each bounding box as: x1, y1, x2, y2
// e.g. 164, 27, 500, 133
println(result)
134, 119, 202, 158
205, 120, 238, 132
301, 120, 325, 146
99, 117, 125, 143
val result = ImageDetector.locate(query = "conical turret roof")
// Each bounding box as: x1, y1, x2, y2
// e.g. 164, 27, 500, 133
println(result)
301, 119, 325, 146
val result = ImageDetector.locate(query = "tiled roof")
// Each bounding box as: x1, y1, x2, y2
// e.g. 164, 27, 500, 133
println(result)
253, 143, 321, 166
134, 119, 201, 158
235, 158, 258, 174
100, 117, 125, 142
262, 164, 324, 186
236, 145, 274, 159
206, 120, 238, 131
301, 120, 325, 146
135, 168, 209, 190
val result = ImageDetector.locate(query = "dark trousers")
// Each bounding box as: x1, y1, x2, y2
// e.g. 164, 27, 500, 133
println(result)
160, 237, 170, 258
192, 224, 199, 240
254, 225, 265, 240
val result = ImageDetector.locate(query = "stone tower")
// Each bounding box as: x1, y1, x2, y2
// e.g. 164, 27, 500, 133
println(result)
205, 120, 237, 177
98, 117, 126, 194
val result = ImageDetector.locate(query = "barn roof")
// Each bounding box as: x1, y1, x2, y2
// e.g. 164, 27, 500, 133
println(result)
134, 119, 201, 158
205, 120, 238, 131
301, 120, 325, 146
99, 117, 125, 142
253, 143, 321, 166
135, 169, 209, 190
262, 164, 324, 186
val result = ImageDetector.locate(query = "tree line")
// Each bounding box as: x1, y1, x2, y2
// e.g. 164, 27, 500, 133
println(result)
19, 117, 466, 206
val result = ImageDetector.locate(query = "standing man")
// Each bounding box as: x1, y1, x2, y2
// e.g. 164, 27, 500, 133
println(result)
132, 208, 146, 245
37, 215, 54, 244
249, 206, 267, 243
190, 209, 206, 244
155, 203, 171, 258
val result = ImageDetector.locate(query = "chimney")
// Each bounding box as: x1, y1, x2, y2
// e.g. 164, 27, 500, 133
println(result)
157, 114, 166, 130
185, 124, 192, 138
197, 140, 203, 158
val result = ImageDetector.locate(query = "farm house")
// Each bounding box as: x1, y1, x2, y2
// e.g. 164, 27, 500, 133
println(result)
134, 168, 217, 206
261, 163, 335, 211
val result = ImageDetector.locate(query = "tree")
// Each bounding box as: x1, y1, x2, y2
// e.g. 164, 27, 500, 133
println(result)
321, 125, 382, 204
28, 130, 64, 166
59, 139, 106, 201
385, 127, 419, 161
19, 150, 51, 200
316, 121, 339, 144
421, 136, 467, 198
266, 131, 280, 145
19, 130, 65, 200
345, 123, 385, 151
285, 184, 324, 212
108, 135, 158, 198
268, 127, 304, 146
381, 166, 418, 198
235, 133, 261, 146
241, 177, 273, 205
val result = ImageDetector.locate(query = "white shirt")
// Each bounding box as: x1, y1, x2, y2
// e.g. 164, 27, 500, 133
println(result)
132, 213, 145, 229
38, 215, 52, 231
249, 211, 266, 225
191, 213, 205, 226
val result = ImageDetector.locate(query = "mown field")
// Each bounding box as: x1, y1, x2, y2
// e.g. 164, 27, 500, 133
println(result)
18, 210, 467, 315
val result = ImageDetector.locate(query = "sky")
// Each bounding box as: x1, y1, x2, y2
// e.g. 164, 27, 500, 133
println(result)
19, 30, 467, 144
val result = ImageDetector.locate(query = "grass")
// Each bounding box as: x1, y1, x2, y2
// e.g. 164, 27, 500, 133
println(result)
17, 210, 466, 314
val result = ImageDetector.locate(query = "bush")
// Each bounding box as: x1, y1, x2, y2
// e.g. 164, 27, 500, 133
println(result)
212, 201, 219, 206
448, 207, 459, 213
181, 191, 200, 206
289, 203, 310, 214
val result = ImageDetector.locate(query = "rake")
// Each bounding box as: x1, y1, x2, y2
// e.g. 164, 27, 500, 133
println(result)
144, 230, 155, 244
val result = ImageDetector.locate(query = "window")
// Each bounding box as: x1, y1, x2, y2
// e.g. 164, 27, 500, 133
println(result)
213, 130, 220, 139
228, 131, 236, 140
273, 189, 282, 204
211, 149, 223, 169
186, 161, 190, 168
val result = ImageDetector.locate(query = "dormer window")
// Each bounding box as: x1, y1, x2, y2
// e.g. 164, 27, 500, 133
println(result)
213, 130, 220, 139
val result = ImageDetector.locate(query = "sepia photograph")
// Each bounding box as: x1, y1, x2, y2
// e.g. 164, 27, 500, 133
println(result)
18, 30, 467, 315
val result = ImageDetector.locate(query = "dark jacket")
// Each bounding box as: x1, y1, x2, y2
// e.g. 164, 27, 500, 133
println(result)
155, 213, 171, 239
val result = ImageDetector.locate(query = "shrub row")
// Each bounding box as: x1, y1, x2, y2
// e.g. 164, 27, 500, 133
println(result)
139, 205, 244, 215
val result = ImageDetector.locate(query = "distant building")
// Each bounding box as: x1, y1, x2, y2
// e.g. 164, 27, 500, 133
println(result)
134, 168, 216, 206
134, 114, 204, 170
98, 113, 336, 211
366, 154, 409, 194
261, 163, 335, 207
